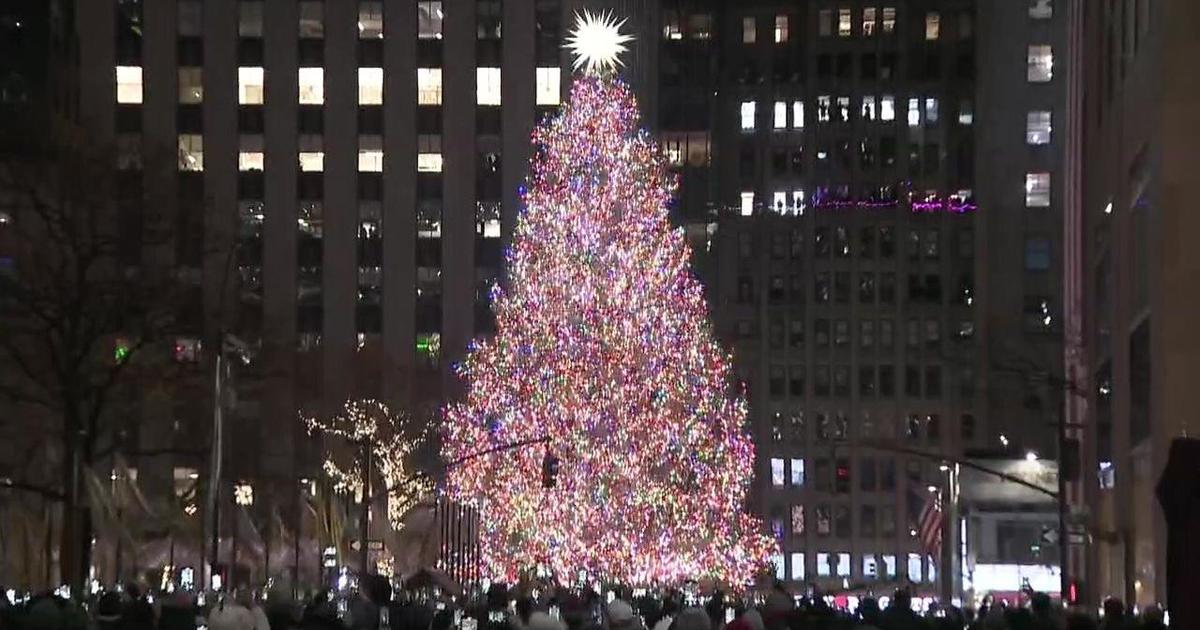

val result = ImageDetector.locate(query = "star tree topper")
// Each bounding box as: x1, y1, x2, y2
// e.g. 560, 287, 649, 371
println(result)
564, 10, 634, 76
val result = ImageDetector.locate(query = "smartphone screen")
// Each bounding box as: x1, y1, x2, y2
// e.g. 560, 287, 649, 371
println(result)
549, 607, 560, 621
436, 603, 446, 611
454, 610, 464, 627
490, 611, 505, 623
724, 609, 735, 624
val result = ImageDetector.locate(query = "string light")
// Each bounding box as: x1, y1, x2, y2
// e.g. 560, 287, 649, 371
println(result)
442, 73, 776, 586
304, 399, 434, 530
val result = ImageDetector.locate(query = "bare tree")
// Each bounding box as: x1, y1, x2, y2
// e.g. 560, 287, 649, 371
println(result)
0, 116, 187, 590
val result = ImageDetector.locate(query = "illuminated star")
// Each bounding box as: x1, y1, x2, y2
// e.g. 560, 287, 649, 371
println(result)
564, 10, 634, 76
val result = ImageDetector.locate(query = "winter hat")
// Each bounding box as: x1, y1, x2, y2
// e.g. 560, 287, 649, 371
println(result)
529, 612, 567, 630
607, 600, 636, 628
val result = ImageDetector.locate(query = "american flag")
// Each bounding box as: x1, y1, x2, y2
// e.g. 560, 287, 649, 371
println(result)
917, 489, 943, 559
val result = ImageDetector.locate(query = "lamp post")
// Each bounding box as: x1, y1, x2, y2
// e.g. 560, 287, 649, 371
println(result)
233, 482, 254, 586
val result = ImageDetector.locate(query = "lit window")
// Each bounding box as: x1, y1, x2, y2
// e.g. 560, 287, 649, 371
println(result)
116, 66, 143, 104
881, 96, 895, 121
770, 553, 786, 580
418, 68, 443, 105
238, 135, 263, 171
838, 8, 852, 36
882, 7, 896, 33
837, 96, 850, 122
740, 192, 755, 216
817, 95, 831, 122
662, 11, 682, 40
790, 458, 805, 486
791, 189, 806, 214
861, 96, 876, 120
179, 67, 202, 104
238, 67, 264, 105
863, 7, 877, 36
477, 67, 501, 105
773, 101, 787, 129
925, 97, 939, 123
818, 9, 832, 36
359, 1, 384, 39
742, 16, 756, 44
1026, 172, 1051, 207
1028, 45, 1053, 82
1027, 110, 1052, 144
239, 2, 263, 37
882, 554, 897, 578
689, 14, 712, 40
298, 1, 323, 38
772, 191, 788, 212
790, 505, 805, 534
419, 1, 443, 40
237, 151, 263, 171
359, 135, 383, 172
298, 67, 324, 104
358, 67, 383, 105
958, 99, 974, 125
536, 67, 561, 105
925, 12, 940, 39
774, 15, 789, 43
299, 136, 324, 172
770, 457, 785, 486
837, 553, 851, 577
907, 98, 920, 126
907, 553, 923, 582
792, 100, 804, 128
178, 134, 203, 171
740, 101, 756, 130
790, 553, 805, 581
1030, 0, 1052, 19
816, 553, 831, 576
418, 135, 442, 172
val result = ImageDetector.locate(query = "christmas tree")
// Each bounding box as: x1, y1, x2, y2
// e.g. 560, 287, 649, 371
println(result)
442, 12, 776, 586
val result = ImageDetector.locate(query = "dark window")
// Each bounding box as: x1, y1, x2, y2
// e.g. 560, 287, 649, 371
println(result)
905, 366, 921, 397
239, 106, 265, 133
925, 366, 941, 398
859, 366, 876, 397
359, 107, 384, 135
298, 106, 323, 134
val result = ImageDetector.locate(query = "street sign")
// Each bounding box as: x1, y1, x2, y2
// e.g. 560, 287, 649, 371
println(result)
1067, 530, 1087, 545
1040, 526, 1059, 545
367, 540, 384, 551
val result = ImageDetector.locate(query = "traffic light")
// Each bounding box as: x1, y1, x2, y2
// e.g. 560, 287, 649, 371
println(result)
541, 451, 559, 489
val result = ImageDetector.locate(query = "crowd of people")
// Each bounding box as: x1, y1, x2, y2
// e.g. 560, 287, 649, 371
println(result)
0, 578, 1170, 630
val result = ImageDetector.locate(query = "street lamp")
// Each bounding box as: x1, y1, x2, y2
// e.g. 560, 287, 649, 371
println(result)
232, 482, 253, 586
1025, 450, 1040, 462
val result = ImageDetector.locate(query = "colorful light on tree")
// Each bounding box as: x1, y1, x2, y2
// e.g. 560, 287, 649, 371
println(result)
441, 14, 776, 586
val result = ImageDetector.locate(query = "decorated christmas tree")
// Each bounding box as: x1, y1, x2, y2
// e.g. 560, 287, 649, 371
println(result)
442, 12, 776, 585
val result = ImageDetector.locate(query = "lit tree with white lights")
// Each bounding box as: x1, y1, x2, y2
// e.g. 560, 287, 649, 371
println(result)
441, 12, 776, 585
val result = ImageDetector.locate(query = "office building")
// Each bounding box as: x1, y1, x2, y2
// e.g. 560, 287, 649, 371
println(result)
682, 0, 1071, 592
1076, 0, 1200, 607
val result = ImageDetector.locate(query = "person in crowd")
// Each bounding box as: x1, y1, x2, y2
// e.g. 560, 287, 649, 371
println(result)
672, 607, 714, 630
651, 595, 678, 630
209, 589, 258, 630
121, 582, 157, 630
95, 590, 125, 630
299, 591, 343, 630
514, 597, 535, 630
606, 599, 642, 630
1098, 598, 1127, 630
853, 597, 881, 630
877, 589, 923, 630
157, 590, 198, 630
